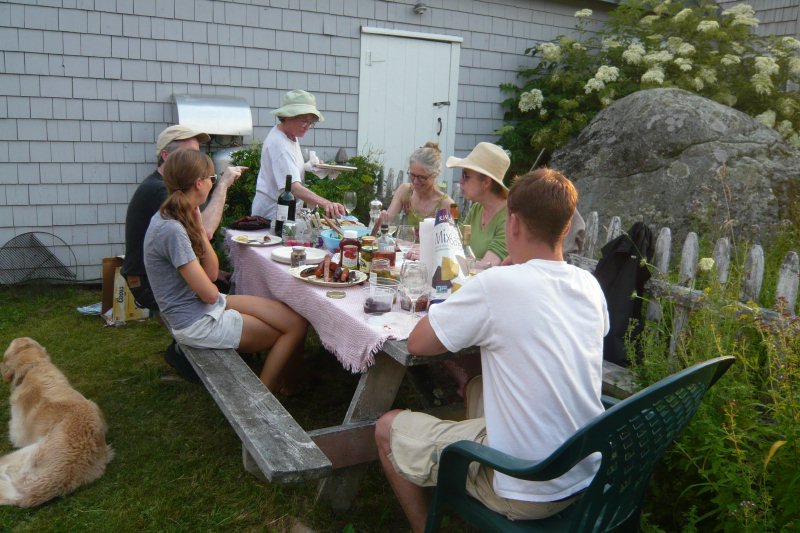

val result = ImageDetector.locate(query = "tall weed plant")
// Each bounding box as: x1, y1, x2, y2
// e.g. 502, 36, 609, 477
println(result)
630, 244, 799, 531
498, 0, 800, 174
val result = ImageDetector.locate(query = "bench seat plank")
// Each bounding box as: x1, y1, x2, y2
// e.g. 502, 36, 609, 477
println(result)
180, 345, 332, 483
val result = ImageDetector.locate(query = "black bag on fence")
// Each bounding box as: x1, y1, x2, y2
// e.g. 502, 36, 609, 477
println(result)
593, 222, 655, 366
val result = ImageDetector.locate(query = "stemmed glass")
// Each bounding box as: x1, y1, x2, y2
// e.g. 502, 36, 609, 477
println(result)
396, 225, 416, 259
400, 261, 429, 324
342, 191, 357, 214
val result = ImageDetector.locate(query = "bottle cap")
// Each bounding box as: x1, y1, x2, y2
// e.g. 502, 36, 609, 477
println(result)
344, 230, 358, 239
292, 246, 304, 251
381, 224, 389, 229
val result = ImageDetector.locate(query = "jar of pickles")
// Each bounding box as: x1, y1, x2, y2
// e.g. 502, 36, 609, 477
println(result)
359, 235, 376, 273
370, 258, 392, 281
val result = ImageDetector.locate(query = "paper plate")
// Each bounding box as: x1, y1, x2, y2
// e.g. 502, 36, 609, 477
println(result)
288, 266, 367, 287
231, 234, 282, 246
271, 246, 328, 265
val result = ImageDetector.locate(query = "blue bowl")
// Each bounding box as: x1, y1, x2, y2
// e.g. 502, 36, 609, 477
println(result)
320, 227, 372, 252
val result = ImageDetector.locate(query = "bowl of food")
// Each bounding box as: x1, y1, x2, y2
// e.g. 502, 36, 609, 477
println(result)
320, 227, 371, 252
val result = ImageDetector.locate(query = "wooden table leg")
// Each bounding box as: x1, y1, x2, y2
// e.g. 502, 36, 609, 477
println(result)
315, 352, 407, 511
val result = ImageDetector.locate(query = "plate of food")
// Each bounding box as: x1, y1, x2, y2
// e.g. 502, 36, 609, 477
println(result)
271, 246, 328, 265
232, 233, 282, 246
314, 162, 358, 172
289, 262, 367, 287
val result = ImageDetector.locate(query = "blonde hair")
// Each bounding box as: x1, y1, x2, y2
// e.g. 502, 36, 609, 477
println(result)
160, 149, 213, 257
409, 141, 442, 178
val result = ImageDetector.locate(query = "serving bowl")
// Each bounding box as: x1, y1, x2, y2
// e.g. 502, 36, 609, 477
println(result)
320, 227, 372, 252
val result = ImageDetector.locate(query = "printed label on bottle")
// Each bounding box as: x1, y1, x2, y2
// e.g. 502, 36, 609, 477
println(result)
276, 204, 289, 222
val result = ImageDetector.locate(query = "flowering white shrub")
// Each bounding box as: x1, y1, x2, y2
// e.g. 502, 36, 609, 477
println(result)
499, 0, 800, 174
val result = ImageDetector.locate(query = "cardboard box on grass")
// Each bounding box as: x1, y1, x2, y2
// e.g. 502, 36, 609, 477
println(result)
102, 257, 152, 325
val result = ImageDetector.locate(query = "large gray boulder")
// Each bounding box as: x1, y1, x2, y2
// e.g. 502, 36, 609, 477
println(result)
551, 88, 800, 243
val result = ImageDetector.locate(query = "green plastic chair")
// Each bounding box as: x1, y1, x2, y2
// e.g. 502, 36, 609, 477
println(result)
425, 356, 735, 532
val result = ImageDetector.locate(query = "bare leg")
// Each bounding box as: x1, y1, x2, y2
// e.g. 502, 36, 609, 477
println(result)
226, 295, 308, 391
375, 409, 430, 533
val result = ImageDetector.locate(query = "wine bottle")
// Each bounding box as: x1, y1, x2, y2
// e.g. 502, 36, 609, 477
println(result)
275, 174, 295, 236
462, 224, 477, 267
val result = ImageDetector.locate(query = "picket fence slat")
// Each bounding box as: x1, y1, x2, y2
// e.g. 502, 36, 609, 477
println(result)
775, 251, 799, 314
584, 211, 599, 260
646, 227, 672, 323
741, 245, 765, 303
713, 237, 731, 285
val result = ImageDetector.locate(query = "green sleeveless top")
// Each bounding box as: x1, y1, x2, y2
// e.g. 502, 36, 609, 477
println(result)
400, 185, 449, 228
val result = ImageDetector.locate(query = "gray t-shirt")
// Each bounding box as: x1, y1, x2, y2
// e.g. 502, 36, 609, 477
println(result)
143, 213, 220, 331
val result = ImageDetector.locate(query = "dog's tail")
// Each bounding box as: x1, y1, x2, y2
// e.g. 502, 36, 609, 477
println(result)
0, 442, 40, 506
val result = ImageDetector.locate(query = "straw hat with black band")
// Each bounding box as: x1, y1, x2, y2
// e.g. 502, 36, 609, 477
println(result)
271, 89, 325, 122
446, 142, 510, 191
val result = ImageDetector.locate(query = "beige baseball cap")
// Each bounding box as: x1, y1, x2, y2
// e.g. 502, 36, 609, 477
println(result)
156, 125, 211, 156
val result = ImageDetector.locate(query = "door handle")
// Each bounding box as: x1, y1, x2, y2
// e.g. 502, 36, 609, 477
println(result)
437, 117, 442, 136
433, 101, 450, 107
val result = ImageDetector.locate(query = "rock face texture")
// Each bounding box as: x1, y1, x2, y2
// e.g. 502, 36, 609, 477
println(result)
551, 88, 799, 243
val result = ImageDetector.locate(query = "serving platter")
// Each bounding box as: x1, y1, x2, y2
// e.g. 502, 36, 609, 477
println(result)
314, 162, 358, 172
288, 266, 367, 287
271, 246, 327, 265
232, 234, 282, 246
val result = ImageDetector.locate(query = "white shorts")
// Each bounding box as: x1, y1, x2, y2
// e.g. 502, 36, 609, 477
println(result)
171, 295, 243, 350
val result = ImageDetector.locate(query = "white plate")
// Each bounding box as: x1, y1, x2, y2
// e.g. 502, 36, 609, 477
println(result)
288, 266, 368, 287
314, 162, 358, 172
232, 234, 282, 246
271, 246, 328, 265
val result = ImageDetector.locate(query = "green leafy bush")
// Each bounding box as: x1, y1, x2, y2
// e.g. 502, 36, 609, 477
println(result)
498, 0, 800, 175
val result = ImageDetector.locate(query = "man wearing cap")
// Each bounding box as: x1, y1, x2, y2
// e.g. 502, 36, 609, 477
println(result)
251, 89, 346, 220
375, 168, 609, 531
123, 125, 244, 309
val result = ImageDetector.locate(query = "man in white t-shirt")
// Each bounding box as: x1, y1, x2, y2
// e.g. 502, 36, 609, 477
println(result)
375, 168, 609, 531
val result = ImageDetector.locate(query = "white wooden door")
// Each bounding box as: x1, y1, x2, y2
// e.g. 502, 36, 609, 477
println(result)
358, 28, 461, 193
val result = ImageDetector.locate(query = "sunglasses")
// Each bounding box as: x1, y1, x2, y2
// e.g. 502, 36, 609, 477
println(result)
202, 174, 217, 185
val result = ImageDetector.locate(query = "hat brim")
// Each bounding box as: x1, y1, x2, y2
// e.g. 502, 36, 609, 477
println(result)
174, 132, 211, 144
446, 156, 508, 191
271, 104, 324, 122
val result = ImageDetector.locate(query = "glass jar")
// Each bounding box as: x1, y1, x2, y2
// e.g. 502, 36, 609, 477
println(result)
370, 258, 392, 280
290, 246, 306, 267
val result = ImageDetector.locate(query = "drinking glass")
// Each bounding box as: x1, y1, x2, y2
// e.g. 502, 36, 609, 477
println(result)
400, 261, 428, 323
396, 225, 416, 258
343, 191, 357, 213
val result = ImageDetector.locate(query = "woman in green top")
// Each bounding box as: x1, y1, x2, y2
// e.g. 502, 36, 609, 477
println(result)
379, 142, 454, 230
446, 142, 511, 269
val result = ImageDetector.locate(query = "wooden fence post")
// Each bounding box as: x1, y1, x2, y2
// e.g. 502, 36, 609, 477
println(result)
646, 227, 672, 323
606, 216, 621, 244
775, 251, 799, 315
583, 211, 599, 259
668, 232, 698, 364
741, 244, 765, 304
713, 237, 731, 285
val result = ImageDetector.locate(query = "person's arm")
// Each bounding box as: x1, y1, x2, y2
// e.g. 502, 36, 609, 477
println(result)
178, 259, 220, 304
407, 316, 448, 356
290, 181, 346, 218
377, 183, 410, 226
200, 166, 246, 239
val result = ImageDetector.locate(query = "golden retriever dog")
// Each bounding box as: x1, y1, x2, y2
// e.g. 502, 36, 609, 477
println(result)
0, 337, 113, 507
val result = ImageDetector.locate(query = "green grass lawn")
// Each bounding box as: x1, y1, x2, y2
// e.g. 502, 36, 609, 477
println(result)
0, 284, 447, 532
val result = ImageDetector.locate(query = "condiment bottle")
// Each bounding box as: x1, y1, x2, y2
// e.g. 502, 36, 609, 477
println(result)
359, 235, 376, 272
290, 246, 306, 267
374, 223, 397, 266
370, 258, 392, 283
339, 230, 360, 270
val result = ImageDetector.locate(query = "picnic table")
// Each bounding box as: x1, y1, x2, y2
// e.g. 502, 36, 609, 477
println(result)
181, 230, 632, 510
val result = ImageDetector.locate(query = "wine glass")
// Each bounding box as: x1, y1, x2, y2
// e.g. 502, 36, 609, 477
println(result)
396, 225, 416, 259
342, 191, 357, 214
400, 261, 429, 324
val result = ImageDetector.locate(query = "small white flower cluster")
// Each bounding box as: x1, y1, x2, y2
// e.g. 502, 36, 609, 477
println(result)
699, 67, 717, 84
722, 4, 759, 27
574, 9, 592, 19
788, 57, 800, 76
518, 89, 544, 112
782, 37, 800, 50
644, 50, 674, 65
573, 42, 587, 51
602, 38, 622, 49
642, 67, 665, 84
622, 43, 646, 65
539, 42, 561, 62
779, 98, 797, 117
692, 77, 704, 91
584, 78, 605, 94
677, 43, 696, 56
584, 66, 619, 94
674, 57, 693, 71
776, 120, 794, 137
755, 56, 779, 76
720, 54, 741, 66
640, 15, 660, 26
730, 42, 745, 55
755, 109, 776, 128
751, 73, 773, 95
673, 8, 693, 23
698, 258, 715, 272
697, 20, 719, 32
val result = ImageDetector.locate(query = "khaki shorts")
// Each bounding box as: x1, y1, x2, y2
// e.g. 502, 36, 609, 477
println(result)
388, 377, 575, 521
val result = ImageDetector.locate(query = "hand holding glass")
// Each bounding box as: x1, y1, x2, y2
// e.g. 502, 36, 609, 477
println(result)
396, 225, 416, 258
400, 261, 428, 323
343, 191, 357, 213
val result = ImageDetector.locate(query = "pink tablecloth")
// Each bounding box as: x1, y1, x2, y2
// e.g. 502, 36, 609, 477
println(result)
227, 230, 412, 373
